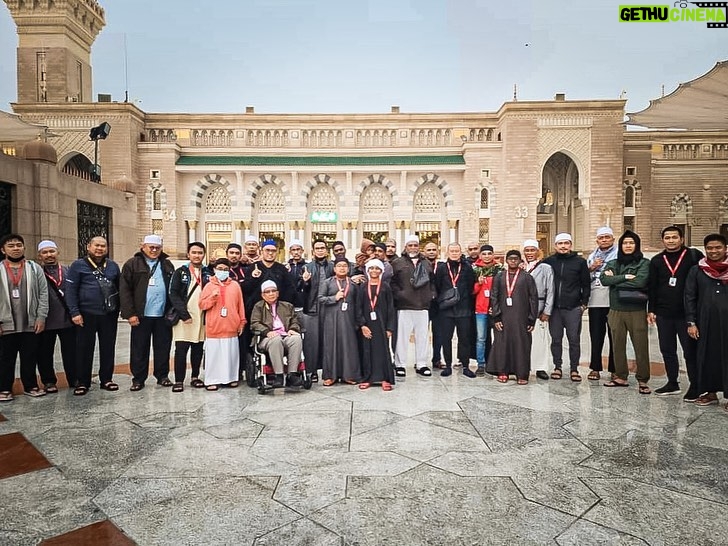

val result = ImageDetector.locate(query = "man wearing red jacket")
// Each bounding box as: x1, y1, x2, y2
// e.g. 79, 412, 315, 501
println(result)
472, 244, 502, 375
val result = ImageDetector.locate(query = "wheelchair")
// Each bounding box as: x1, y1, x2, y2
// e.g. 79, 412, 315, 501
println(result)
245, 333, 313, 395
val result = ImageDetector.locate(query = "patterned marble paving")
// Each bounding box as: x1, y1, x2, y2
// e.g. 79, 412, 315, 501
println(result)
1, 365, 727, 545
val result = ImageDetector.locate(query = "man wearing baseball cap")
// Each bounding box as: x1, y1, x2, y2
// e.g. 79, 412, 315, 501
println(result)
543, 233, 591, 382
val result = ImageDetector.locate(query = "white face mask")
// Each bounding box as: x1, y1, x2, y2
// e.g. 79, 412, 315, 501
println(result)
215, 270, 229, 282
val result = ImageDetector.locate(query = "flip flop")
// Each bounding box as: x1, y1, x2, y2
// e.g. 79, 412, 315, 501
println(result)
603, 380, 629, 387
100, 382, 119, 391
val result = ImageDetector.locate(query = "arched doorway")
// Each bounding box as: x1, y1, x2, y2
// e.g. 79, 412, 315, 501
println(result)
203, 184, 233, 260
413, 182, 443, 247
537, 152, 580, 251
307, 182, 339, 247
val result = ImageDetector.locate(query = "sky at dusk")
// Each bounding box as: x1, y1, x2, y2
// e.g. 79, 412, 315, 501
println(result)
0, 0, 724, 117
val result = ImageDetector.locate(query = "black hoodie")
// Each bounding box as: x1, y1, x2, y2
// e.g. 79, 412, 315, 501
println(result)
543, 251, 591, 309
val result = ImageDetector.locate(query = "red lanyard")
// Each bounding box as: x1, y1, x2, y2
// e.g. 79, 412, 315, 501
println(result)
189, 265, 201, 286
367, 281, 382, 310
336, 277, 350, 299
506, 269, 520, 298
44, 264, 63, 288
663, 249, 687, 277
448, 263, 461, 286
3, 260, 24, 287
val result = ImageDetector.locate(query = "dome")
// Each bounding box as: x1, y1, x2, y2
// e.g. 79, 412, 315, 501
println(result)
20, 139, 58, 164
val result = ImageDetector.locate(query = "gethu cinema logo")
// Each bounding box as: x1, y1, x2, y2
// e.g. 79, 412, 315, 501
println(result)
619, 2, 727, 24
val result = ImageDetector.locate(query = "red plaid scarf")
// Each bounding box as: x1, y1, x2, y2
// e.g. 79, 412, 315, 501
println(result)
699, 256, 728, 284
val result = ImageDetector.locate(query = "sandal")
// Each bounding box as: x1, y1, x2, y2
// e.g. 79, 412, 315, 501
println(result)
157, 378, 173, 387
603, 380, 629, 388
73, 386, 88, 396
172, 383, 184, 393
381, 381, 393, 391
570, 371, 582, 383
100, 381, 119, 391
517, 378, 528, 385
24, 388, 47, 398
205, 385, 219, 391
638, 383, 652, 395
44, 384, 59, 394
228, 381, 239, 388
497, 374, 509, 383
550, 369, 563, 380
395, 366, 407, 377
322, 379, 335, 387
344, 379, 358, 385
0, 391, 13, 402
358, 382, 371, 390
587, 371, 600, 381
190, 378, 205, 388
130, 382, 144, 392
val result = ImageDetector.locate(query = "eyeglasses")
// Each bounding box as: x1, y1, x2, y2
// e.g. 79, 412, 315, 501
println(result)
263, 289, 278, 294
147, 245, 162, 251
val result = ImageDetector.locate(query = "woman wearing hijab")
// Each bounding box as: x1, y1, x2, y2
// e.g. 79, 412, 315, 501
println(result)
600, 230, 652, 393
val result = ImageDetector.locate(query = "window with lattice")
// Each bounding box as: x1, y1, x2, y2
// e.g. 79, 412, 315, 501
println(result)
152, 189, 162, 211
480, 189, 489, 209
152, 219, 163, 235
205, 185, 231, 214
479, 219, 490, 243
624, 185, 635, 208
257, 185, 285, 214
362, 184, 390, 214
414, 183, 441, 213
309, 184, 337, 210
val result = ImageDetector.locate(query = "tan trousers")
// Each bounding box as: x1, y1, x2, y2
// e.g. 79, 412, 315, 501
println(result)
607, 309, 650, 382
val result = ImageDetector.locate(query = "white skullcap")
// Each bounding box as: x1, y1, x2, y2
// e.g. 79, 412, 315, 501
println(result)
405, 234, 419, 245
365, 259, 384, 272
288, 239, 304, 249
245, 235, 258, 243
261, 280, 277, 293
522, 239, 540, 249
37, 240, 57, 251
596, 226, 614, 237
554, 233, 572, 244
143, 234, 163, 246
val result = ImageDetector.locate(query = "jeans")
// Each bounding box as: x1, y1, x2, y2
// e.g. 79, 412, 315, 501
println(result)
475, 313, 489, 367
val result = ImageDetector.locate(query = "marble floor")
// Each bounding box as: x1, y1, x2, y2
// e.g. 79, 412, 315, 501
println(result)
1, 324, 727, 545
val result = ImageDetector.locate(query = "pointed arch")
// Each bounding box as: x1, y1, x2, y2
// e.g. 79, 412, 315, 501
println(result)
243, 173, 290, 209
354, 174, 398, 205
407, 172, 454, 208
299, 173, 345, 200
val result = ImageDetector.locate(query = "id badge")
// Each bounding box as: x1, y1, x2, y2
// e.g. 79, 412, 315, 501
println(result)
341, 302, 348, 311
11, 288, 20, 299
594, 278, 602, 287
484, 289, 490, 297
370, 311, 377, 321
506, 297, 513, 307
148, 278, 156, 286
220, 307, 228, 317
669, 277, 677, 287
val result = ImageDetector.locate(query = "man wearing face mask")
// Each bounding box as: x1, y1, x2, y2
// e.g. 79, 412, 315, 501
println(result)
0, 234, 48, 402
120, 234, 176, 391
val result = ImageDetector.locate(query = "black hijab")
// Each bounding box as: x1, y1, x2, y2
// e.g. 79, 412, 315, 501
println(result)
617, 230, 643, 265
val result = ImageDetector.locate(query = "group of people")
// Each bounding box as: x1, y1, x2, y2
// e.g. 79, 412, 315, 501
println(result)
0, 226, 726, 412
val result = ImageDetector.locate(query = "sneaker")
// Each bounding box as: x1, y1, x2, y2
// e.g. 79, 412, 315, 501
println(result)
695, 392, 719, 406
475, 367, 486, 377
535, 370, 550, 380
24, 388, 47, 398
655, 382, 681, 396
440, 367, 452, 377
683, 387, 699, 403
462, 368, 476, 378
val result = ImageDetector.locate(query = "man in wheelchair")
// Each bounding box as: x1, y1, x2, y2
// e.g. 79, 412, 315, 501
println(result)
250, 280, 303, 388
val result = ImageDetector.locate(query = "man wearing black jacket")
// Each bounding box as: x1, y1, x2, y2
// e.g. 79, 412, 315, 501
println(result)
120, 234, 176, 391
434, 243, 476, 377
648, 225, 703, 399
543, 233, 591, 381
301, 239, 334, 381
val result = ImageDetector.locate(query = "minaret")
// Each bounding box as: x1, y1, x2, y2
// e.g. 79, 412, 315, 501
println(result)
4, 0, 106, 104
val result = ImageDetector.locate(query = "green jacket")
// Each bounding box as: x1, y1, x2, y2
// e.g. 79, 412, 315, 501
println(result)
600, 257, 650, 311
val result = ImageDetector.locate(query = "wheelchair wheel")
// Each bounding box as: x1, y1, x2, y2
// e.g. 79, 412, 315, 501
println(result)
245, 352, 257, 388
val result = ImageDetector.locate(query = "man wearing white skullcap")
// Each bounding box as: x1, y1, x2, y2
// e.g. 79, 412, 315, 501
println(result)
522, 239, 554, 380
119, 234, 176, 391
585, 226, 618, 381
390, 233, 434, 378
543, 231, 591, 381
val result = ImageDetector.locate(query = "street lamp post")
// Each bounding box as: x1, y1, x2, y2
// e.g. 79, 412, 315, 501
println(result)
88, 122, 111, 182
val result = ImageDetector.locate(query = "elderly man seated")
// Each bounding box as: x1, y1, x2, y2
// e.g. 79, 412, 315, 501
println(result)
250, 280, 303, 387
